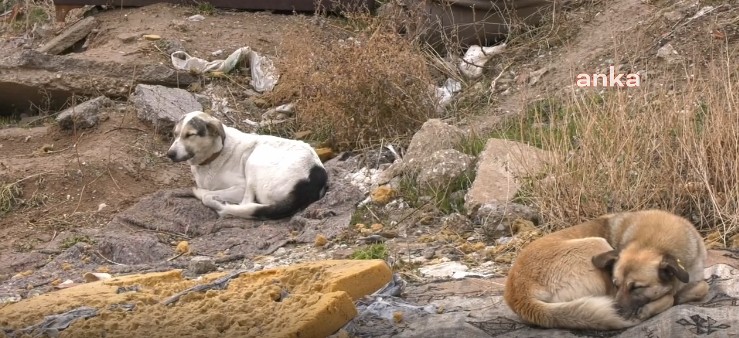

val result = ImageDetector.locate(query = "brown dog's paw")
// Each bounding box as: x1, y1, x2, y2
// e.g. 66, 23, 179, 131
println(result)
676, 280, 710, 304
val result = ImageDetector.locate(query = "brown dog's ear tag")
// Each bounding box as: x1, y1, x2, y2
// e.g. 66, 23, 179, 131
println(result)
592, 250, 619, 270
659, 255, 690, 283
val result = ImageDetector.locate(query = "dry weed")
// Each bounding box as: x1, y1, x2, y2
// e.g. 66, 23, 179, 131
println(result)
268, 12, 438, 150
511, 54, 739, 243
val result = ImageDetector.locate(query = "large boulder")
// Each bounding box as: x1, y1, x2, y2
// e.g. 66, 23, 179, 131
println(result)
130, 84, 202, 133
464, 138, 551, 212
417, 149, 474, 193
402, 119, 465, 174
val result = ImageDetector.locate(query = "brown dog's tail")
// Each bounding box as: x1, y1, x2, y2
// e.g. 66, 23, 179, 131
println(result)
518, 296, 638, 330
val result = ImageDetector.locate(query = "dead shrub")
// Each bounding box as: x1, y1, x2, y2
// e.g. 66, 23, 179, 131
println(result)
506, 55, 739, 244
268, 15, 438, 150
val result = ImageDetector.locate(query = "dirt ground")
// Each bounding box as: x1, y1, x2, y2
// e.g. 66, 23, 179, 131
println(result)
1, 0, 738, 300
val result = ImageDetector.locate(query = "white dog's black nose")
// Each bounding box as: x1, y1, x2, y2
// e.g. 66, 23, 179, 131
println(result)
166, 149, 177, 161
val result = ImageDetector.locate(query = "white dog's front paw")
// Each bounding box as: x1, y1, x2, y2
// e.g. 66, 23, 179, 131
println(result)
193, 187, 207, 199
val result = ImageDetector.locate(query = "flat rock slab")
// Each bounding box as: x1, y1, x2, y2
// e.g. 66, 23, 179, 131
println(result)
339, 250, 739, 338
130, 84, 202, 132
37, 16, 98, 55
0, 260, 392, 337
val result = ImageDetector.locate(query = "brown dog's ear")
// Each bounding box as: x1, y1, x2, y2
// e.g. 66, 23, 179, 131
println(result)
592, 250, 619, 271
659, 255, 690, 283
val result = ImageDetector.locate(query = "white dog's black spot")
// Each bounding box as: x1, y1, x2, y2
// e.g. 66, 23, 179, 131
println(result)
253, 165, 329, 220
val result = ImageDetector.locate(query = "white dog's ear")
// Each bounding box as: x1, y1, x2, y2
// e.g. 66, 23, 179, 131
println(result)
207, 120, 226, 144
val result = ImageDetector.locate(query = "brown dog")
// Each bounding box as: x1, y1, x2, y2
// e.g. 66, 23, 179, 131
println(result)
504, 209, 708, 330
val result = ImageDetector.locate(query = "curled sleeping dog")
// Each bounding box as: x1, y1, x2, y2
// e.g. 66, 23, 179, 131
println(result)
504, 209, 708, 330
166, 111, 328, 220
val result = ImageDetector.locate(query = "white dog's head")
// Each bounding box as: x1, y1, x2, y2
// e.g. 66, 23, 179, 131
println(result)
166, 111, 226, 165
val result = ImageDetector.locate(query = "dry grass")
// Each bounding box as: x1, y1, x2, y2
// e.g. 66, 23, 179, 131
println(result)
0, 180, 22, 214
507, 53, 739, 244
1, 0, 55, 34
268, 13, 439, 150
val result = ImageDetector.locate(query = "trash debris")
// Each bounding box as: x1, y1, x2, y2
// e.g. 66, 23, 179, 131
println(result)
171, 46, 279, 92
417, 261, 493, 279
142, 34, 161, 41
6, 306, 98, 337
458, 43, 506, 79
433, 78, 462, 113
83, 272, 112, 282
187, 14, 205, 22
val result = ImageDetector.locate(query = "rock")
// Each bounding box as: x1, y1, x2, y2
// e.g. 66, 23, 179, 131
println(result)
175, 241, 190, 254
314, 147, 336, 162
416, 149, 474, 193
464, 138, 551, 212
370, 185, 396, 205
188, 256, 217, 275
528, 67, 548, 86
402, 119, 465, 174
656, 43, 682, 63
0, 49, 198, 110
314, 234, 328, 247
56, 96, 112, 130
471, 202, 540, 238
130, 84, 202, 133
422, 247, 436, 260
274, 247, 287, 257
38, 16, 98, 55
662, 10, 685, 22
116, 32, 139, 43
157, 38, 186, 55
0, 293, 21, 305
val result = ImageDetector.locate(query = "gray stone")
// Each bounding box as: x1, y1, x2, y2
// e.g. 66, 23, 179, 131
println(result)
403, 119, 465, 174
188, 256, 217, 275
471, 202, 540, 239
130, 84, 202, 133
38, 17, 98, 55
464, 138, 551, 212
116, 32, 139, 43
56, 96, 113, 130
416, 149, 474, 193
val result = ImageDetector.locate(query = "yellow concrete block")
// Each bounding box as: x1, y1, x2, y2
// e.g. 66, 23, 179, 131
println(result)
0, 260, 392, 338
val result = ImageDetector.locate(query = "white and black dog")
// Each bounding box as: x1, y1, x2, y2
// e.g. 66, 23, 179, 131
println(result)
166, 111, 328, 220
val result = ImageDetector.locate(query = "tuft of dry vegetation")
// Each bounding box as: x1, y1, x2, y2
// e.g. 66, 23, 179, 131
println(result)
505, 53, 739, 244
267, 11, 439, 151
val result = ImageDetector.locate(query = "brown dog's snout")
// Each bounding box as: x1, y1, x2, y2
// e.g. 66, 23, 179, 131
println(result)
615, 289, 651, 318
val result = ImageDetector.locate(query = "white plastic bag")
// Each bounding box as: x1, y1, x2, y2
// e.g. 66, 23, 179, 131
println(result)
171, 46, 279, 93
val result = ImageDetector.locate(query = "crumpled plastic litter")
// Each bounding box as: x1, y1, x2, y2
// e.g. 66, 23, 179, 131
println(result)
171, 46, 279, 93
458, 43, 506, 79
3, 306, 98, 338
434, 78, 462, 112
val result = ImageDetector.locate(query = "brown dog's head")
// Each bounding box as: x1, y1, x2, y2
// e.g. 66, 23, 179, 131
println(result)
592, 246, 689, 318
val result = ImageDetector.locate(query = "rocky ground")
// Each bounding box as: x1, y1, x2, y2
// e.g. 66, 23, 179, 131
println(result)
1, 0, 739, 337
